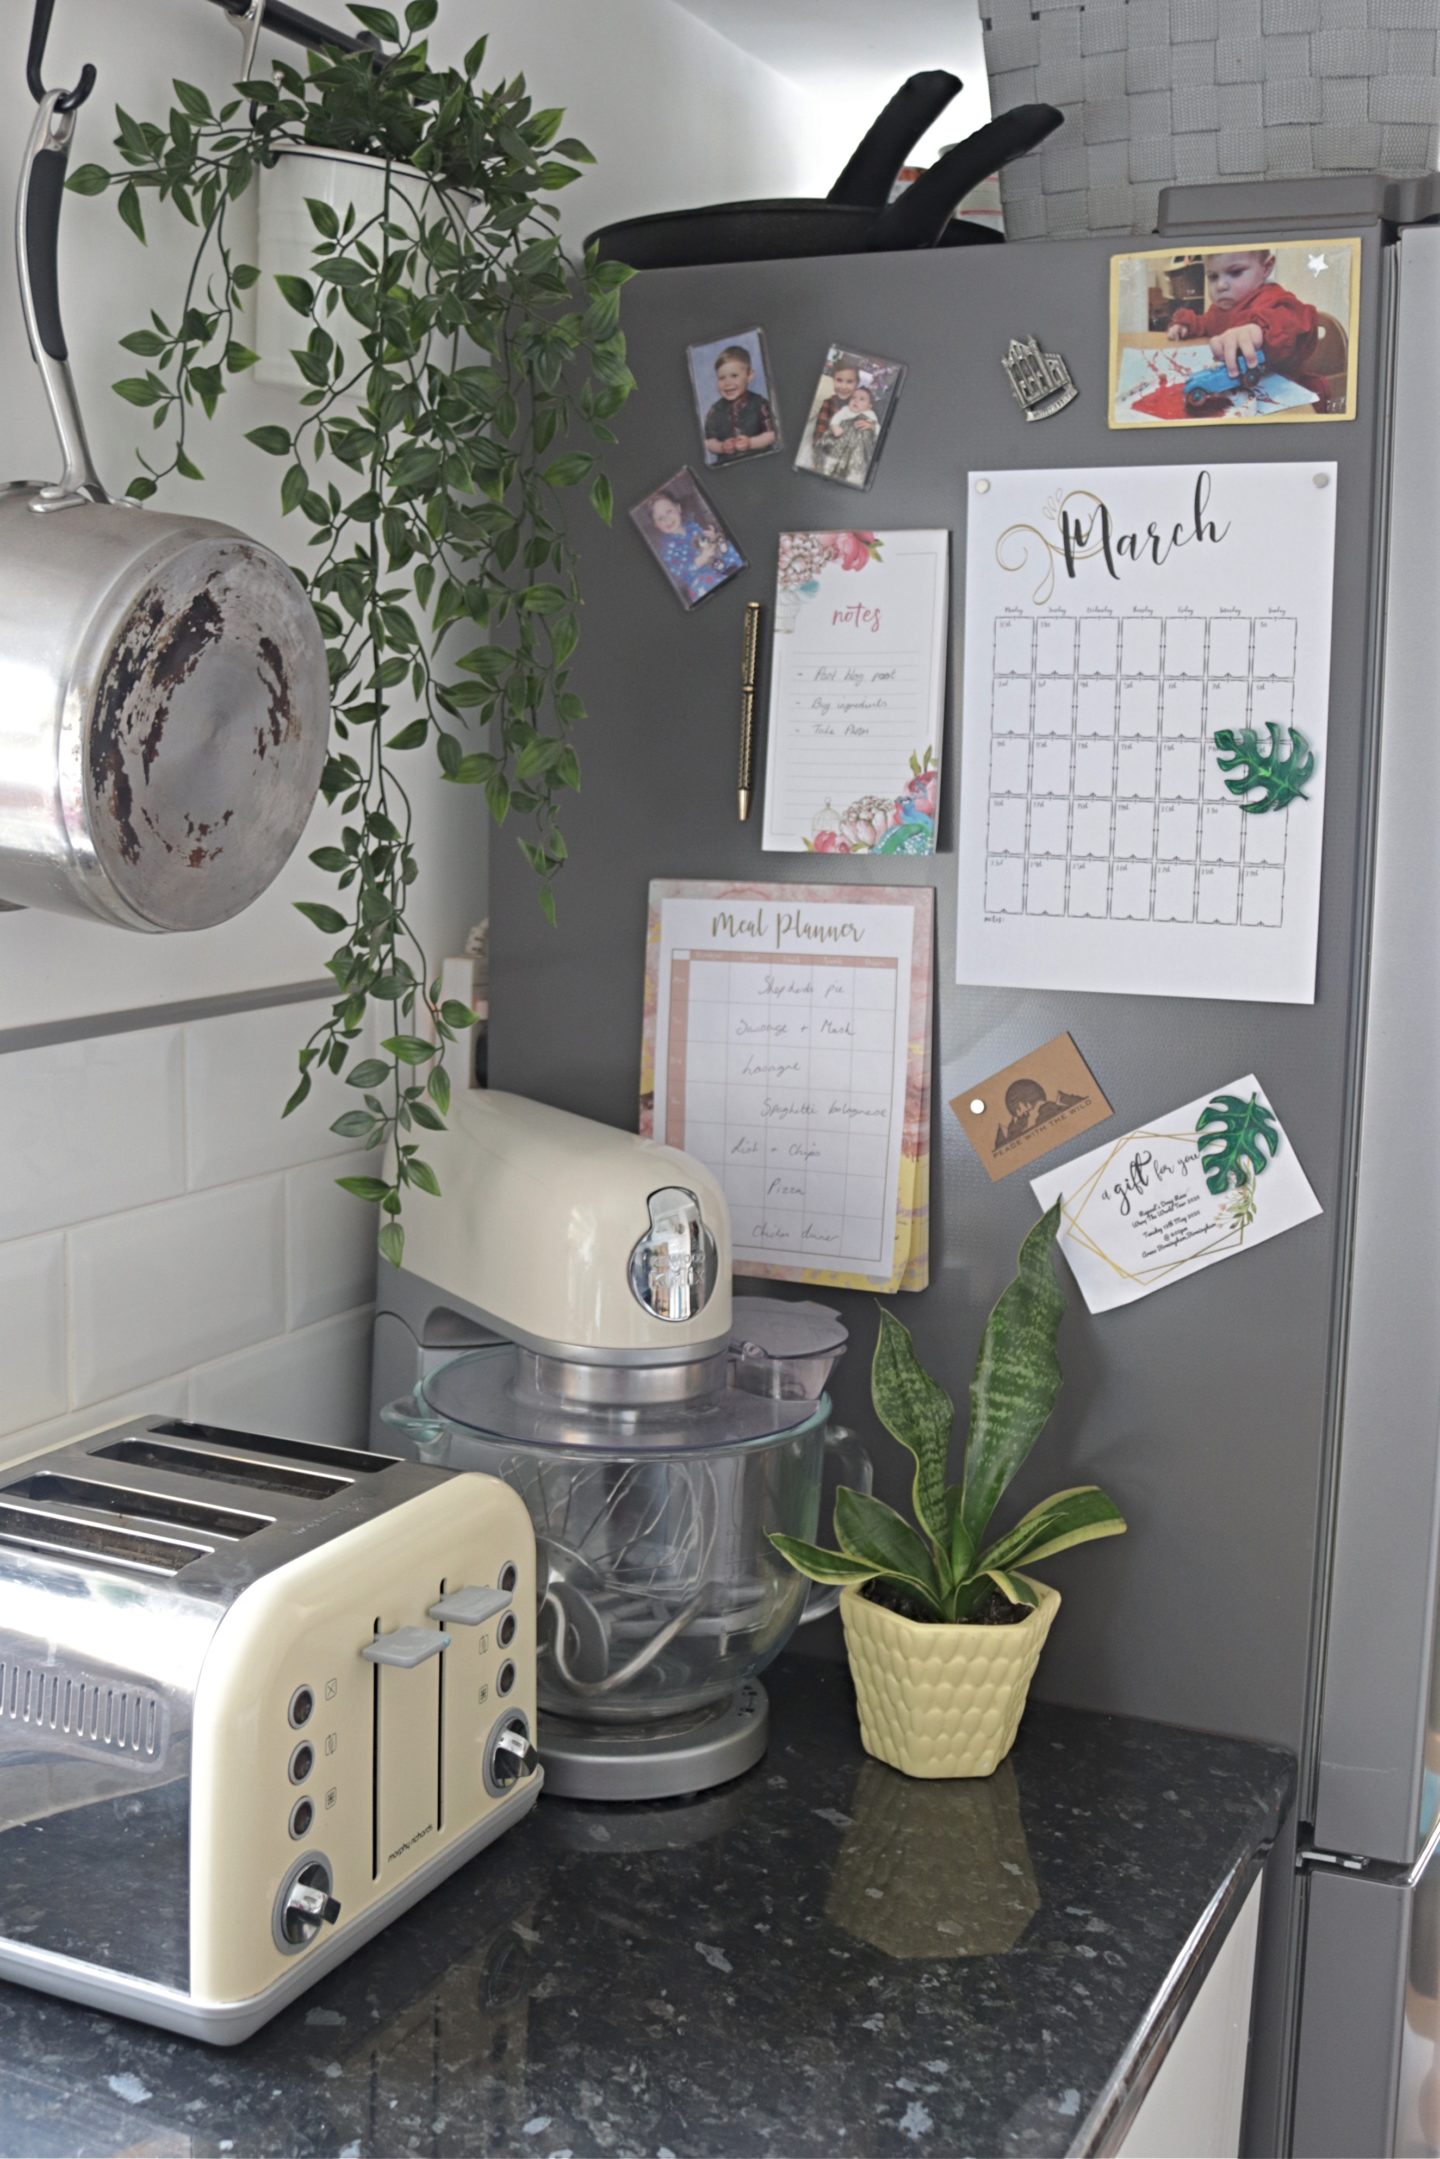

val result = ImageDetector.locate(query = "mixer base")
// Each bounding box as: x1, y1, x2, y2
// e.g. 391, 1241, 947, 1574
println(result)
539, 1680, 769, 1801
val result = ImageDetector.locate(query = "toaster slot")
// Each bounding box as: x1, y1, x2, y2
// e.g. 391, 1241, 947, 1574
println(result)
2, 1473, 270, 1541
150, 1420, 396, 1474
370, 1616, 444, 1885
92, 1438, 349, 1501
0, 1501, 208, 1575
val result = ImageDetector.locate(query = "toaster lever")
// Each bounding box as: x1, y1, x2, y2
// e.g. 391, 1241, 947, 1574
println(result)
428, 1585, 511, 1627
362, 1625, 450, 1668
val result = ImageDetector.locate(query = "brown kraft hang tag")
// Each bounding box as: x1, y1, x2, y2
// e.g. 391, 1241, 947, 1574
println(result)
950, 1033, 1113, 1182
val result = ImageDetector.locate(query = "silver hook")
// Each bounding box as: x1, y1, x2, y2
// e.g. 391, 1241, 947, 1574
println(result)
234, 0, 265, 84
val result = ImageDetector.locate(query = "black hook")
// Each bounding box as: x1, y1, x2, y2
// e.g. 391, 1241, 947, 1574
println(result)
27, 0, 97, 113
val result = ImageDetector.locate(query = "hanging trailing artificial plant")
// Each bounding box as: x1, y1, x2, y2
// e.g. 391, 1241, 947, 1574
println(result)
68, 1, 634, 1262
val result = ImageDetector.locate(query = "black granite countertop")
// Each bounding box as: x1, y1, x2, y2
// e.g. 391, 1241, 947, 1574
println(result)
0, 1658, 1293, 2159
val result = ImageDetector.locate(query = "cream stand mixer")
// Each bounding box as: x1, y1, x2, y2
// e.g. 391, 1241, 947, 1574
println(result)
372, 1091, 863, 1800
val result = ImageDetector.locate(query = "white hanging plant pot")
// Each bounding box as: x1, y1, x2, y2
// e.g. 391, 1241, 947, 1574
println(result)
255, 143, 437, 390
840, 1578, 1060, 1779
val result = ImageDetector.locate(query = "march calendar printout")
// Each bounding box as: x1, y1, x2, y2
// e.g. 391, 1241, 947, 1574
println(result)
640, 882, 934, 1292
956, 463, 1337, 1004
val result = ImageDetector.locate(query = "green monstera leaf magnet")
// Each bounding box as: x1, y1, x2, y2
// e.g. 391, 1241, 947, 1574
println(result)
1196, 1092, 1282, 1196
1212, 723, 1316, 813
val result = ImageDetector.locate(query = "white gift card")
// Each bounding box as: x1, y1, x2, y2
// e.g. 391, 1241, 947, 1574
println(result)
1030, 1072, 1321, 1313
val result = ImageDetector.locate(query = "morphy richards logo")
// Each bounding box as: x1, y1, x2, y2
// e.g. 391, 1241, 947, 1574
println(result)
386, 1820, 436, 1866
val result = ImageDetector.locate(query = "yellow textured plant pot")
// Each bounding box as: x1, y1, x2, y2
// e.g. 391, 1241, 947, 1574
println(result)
839, 1578, 1060, 1779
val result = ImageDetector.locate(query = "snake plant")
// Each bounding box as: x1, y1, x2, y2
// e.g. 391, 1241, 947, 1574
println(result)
769, 1202, 1126, 1623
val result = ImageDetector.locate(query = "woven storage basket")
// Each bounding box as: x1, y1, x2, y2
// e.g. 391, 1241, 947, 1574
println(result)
983, 0, 1440, 238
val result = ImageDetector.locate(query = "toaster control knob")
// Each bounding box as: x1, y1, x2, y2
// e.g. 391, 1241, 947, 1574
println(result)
492, 1726, 539, 1785
281, 1869, 342, 1947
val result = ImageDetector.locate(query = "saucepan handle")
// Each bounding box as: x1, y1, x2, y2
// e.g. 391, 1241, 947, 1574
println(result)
798, 1422, 874, 1626
16, 89, 107, 504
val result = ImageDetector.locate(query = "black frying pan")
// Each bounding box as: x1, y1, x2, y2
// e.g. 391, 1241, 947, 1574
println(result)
587, 77, 1061, 270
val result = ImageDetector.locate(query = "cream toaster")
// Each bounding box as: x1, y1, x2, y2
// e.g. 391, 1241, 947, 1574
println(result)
0, 1416, 540, 2043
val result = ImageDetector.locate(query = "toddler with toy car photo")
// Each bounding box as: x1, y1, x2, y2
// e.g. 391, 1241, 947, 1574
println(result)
1108, 237, 1359, 429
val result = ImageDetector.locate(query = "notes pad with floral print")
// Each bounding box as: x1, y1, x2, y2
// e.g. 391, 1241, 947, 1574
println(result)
761, 530, 949, 857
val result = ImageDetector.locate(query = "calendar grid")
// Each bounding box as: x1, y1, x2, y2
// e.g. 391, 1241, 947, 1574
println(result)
984, 610, 1295, 931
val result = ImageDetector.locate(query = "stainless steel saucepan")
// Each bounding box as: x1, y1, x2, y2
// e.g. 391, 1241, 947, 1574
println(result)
0, 59, 330, 932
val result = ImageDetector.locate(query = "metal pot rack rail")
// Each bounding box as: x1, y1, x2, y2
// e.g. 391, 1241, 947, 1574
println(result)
26, 0, 379, 123
201, 0, 380, 62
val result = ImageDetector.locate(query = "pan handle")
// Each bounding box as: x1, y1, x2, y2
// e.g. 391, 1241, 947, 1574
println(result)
15, 89, 108, 508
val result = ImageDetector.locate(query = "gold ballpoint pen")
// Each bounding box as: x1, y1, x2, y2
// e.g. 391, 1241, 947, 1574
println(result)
738, 599, 762, 822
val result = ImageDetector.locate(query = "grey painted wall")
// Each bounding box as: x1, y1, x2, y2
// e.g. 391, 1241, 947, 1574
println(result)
490, 228, 1384, 1759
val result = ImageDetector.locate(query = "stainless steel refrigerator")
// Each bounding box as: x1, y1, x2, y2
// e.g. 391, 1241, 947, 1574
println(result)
482, 173, 1440, 2156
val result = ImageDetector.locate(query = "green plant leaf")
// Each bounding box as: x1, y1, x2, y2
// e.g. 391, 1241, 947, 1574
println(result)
386, 717, 428, 750
246, 424, 292, 456
1212, 723, 1315, 813
982, 1569, 1039, 1609
974, 1486, 1127, 1575
117, 182, 146, 244
381, 1034, 435, 1065
294, 900, 346, 934
349, 4, 400, 36
870, 1308, 952, 1546
946, 1494, 975, 1582
337, 1175, 390, 1201
275, 272, 315, 315
65, 164, 111, 196
346, 1059, 391, 1089
1196, 1091, 1281, 1196
834, 1487, 943, 1612
766, 1534, 878, 1588
378, 1219, 405, 1268
959, 1202, 1066, 1551
331, 1109, 377, 1139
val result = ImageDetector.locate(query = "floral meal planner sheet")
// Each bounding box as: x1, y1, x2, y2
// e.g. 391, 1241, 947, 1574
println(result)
640, 882, 934, 1292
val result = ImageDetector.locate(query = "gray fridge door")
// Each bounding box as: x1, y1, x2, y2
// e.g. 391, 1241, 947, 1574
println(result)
490, 222, 1389, 1757
1310, 224, 1440, 1871
1292, 1837, 1440, 2159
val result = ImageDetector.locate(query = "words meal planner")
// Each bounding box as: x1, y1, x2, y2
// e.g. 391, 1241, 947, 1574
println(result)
955, 462, 1337, 1005
640, 882, 934, 1292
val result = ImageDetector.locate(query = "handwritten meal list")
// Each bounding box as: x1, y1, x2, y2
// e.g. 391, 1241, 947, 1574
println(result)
641, 884, 934, 1291
762, 530, 949, 857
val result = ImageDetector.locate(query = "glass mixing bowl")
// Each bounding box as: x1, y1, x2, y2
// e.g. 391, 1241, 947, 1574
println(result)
382, 1344, 869, 1725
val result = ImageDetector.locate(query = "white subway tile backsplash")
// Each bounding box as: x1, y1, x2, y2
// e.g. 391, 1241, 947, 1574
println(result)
0, 1371, 191, 1470
189, 1308, 373, 1447
0, 1028, 185, 1242
0, 994, 383, 1458
184, 999, 355, 1188
0, 1237, 68, 1433
69, 1179, 286, 1405
286, 1155, 377, 1330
